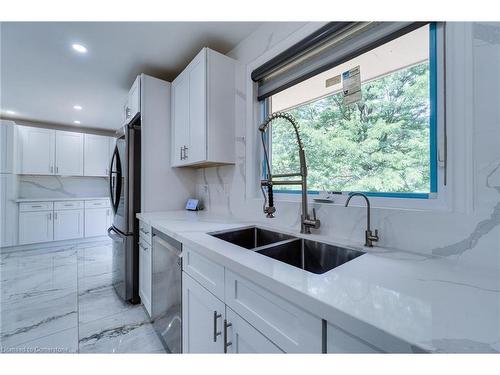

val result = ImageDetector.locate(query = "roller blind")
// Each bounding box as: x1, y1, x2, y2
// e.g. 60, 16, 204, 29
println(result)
252, 21, 428, 101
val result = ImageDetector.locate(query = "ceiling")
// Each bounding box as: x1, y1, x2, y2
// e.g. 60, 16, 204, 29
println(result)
0, 22, 263, 131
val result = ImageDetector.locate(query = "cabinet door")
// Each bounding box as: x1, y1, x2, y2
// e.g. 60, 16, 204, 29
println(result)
124, 75, 141, 123
53, 209, 84, 241
55, 131, 83, 175
19, 126, 55, 175
225, 307, 283, 353
187, 51, 207, 163
139, 238, 152, 316
182, 272, 225, 353
19, 211, 53, 245
327, 323, 382, 353
0, 174, 18, 247
225, 270, 322, 353
171, 73, 189, 166
0, 120, 16, 173
84, 134, 110, 176
84, 207, 109, 237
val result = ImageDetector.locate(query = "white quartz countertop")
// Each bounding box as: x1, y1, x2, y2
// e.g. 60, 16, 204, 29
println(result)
15, 197, 109, 203
137, 210, 500, 353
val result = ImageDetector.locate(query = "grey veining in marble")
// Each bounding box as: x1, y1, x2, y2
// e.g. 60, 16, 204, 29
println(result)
18, 175, 108, 200
0, 239, 165, 354
432, 162, 500, 257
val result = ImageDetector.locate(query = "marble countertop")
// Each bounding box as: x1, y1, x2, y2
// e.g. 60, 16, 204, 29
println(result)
137, 210, 500, 353
15, 197, 109, 203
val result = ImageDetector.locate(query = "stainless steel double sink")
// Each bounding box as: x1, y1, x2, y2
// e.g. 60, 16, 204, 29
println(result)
210, 226, 365, 274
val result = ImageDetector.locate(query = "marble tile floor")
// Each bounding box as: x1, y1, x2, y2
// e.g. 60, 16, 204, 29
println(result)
0, 239, 165, 354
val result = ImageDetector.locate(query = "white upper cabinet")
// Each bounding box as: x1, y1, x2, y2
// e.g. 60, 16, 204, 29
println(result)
84, 134, 110, 176
171, 47, 236, 167
172, 73, 190, 165
19, 126, 56, 175
17, 125, 110, 177
187, 53, 207, 163
123, 75, 141, 125
55, 131, 84, 176
0, 120, 17, 173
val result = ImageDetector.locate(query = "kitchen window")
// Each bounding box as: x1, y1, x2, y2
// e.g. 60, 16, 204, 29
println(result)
256, 23, 440, 199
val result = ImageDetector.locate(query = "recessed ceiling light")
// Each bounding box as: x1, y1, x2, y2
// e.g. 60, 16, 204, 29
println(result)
72, 44, 87, 53
73, 120, 81, 124
6, 110, 16, 115
73, 105, 82, 110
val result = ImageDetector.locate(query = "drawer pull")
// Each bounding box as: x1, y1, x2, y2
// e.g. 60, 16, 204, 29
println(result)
31, 205, 43, 208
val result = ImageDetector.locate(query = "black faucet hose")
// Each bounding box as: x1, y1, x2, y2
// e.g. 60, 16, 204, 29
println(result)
268, 183, 274, 208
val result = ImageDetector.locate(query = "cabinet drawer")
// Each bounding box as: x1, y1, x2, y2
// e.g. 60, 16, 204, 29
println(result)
183, 246, 225, 301
225, 270, 322, 353
84, 199, 110, 208
54, 200, 84, 210
19, 201, 53, 212
327, 323, 383, 353
139, 220, 151, 244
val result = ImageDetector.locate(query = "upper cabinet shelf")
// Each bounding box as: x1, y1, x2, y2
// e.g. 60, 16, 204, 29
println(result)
171, 47, 236, 168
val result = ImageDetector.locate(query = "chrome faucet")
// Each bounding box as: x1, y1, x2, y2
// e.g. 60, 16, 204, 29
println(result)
344, 192, 379, 247
259, 112, 320, 234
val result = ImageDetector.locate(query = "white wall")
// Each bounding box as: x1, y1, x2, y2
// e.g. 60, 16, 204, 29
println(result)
197, 22, 500, 272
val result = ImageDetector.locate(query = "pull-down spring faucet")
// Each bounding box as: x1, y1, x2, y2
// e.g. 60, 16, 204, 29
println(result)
259, 112, 320, 234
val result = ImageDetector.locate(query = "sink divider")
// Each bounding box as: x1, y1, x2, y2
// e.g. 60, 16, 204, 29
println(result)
252, 238, 302, 253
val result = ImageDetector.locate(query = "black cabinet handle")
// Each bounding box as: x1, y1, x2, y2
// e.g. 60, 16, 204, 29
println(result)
213, 311, 222, 342
223, 319, 232, 353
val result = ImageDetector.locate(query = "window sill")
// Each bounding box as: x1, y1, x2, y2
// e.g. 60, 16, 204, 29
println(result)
257, 191, 451, 212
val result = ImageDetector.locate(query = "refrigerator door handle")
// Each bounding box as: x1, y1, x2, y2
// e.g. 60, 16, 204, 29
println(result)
108, 146, 122, 215
107, 227, 124, 243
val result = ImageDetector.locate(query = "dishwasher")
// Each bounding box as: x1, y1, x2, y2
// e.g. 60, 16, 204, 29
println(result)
151, 228, 182, 353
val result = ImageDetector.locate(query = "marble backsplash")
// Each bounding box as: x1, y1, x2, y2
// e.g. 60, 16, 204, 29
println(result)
17, 175, 108, 199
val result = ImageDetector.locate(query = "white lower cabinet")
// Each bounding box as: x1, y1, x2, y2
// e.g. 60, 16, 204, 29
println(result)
85, 207, 111, 237
225, 270, 322, 353
181, 247, 322, 353
19, 210, 53, 245
182, 272, 225, 353
53, 209, 84, 241
225, 307, 283, 353
18, 199, 110, 245
326, 322, 383, 353
139, 238, 152, 315
182, 271, 287, 354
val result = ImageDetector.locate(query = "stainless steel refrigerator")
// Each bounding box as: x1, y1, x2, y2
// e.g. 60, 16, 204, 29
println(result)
108, 118, 141, 303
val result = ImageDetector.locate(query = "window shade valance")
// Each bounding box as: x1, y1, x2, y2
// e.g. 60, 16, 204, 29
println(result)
252, 21, 428, 101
